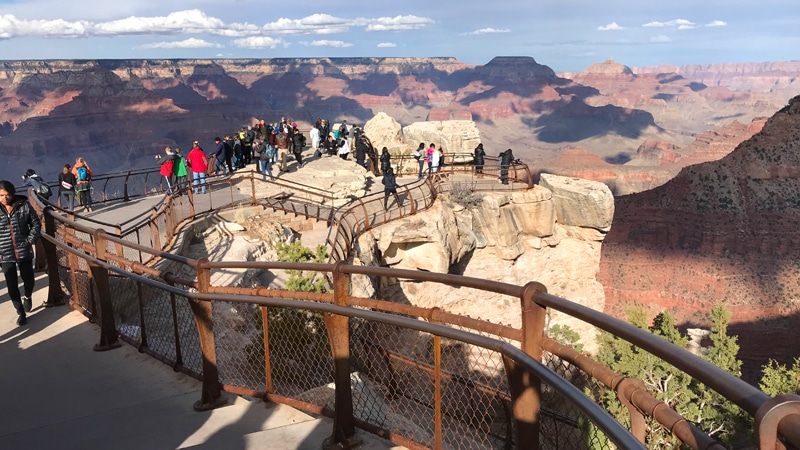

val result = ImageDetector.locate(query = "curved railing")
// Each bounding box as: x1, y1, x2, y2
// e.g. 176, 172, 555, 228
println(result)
29, 165, 800, 449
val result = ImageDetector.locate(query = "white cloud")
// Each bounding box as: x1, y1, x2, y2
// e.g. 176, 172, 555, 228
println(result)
138, 38, 222, 50
597, 22, 624, 31
232, 36, 283, 49
311, 40, 353, 48
706, 20, 728, 27
362, 15, 434, 31
377, 42, 397, 48
464, 27, 511, 36
93, 10, 225, 35
650, 35, 672, 43
0, 11, 434, 39
642, 19, 695, 29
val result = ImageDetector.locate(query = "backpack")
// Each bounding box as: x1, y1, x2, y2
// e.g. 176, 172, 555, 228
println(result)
37, 181, 52, 199
76, 166, 89, 181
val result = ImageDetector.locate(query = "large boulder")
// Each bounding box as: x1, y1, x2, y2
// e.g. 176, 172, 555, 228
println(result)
367, 202, 475, 273
276, 153, 370, 205
364, 112, 406, 154
402, 120, 481, 158
539, 174, 614, 231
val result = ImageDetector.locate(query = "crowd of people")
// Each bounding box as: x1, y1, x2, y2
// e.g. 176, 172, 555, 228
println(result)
155, 117, 387, 193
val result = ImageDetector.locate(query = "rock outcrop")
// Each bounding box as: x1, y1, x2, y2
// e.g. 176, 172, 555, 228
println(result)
402, 120, 481, 156
355, 178, 612, 351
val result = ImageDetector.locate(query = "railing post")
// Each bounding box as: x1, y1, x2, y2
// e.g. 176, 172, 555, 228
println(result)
123, 170, 131, 202
250, 171, 257, 205
90, 229, 121, 352
616, 378, 647, 443
191, 258, 226, 411
323, 261, 361, 450
150, 207, 161, 250
754, 394, 800, 449
503, 281, 547, 450
42, 207, 65, 306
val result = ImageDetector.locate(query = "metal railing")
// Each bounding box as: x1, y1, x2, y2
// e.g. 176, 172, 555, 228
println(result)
29, 164, 800, 450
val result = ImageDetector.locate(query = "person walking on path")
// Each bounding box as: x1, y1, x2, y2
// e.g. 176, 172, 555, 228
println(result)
382, 167, 401, 210
186, 141, 209, 194
58, 164, 76, 210
0, 180, 41, 326
72, 157, 94, 212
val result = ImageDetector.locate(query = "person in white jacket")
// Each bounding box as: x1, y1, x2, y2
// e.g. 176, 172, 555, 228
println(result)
309, 126, 320, 150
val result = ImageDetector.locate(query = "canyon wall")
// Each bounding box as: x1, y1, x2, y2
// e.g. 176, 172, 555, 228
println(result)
598, 95, 800, 379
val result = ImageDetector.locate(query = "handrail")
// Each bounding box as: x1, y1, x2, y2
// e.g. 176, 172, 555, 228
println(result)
34, 163, 800, 450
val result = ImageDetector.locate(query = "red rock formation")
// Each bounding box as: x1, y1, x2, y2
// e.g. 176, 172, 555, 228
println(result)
598, 97, 800, 379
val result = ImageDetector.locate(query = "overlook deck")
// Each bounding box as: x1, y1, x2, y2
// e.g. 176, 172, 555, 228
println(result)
3, 161, 798, 450
0, 275, 401, 449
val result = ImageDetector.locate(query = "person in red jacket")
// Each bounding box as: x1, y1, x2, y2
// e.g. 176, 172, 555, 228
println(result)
156, 146, 176, 194
186, 141, 208, 194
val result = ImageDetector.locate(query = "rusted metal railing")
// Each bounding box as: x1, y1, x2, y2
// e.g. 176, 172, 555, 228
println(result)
31, 163, 800, 450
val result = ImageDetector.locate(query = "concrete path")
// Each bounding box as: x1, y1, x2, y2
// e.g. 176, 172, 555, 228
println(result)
0, 274, 404, 449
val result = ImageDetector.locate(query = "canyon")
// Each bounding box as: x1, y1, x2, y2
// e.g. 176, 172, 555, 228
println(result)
3, 55, 799, 379
0, 57, 790, 187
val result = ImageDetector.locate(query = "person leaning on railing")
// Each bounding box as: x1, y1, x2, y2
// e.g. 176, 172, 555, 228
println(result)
0, 179, 41, 326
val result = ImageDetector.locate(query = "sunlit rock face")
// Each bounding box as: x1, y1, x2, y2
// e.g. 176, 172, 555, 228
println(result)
599, 96, 800, 380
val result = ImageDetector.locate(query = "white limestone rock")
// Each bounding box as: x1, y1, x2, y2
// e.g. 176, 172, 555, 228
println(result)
539, 174, 614, 232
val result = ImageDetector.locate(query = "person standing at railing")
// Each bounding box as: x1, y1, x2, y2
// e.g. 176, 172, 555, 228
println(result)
186, 141, 208, 194
275, 129, 290, 173
212, 137, 227, 176
172, 147, 189, 195
426, 143, 436, 174
72, 157, 94, 212
474, 143, 486, 175
0, 179, 41, 326
499, 148, 513, 185
58, 164, 76, 210
414, 142, 425, 179
156, 146, 176, 194
430, 145, 441, 174
379, 147, 391, 175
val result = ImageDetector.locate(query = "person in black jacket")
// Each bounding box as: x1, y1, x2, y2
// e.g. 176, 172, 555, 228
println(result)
379, 147, 391, 175
474, 143, 486, 174
291, 128, 307, 169
499, 149, 514, 185
382, 167, 401, 210
0, 180, 42, 325
58, 164, 76, 210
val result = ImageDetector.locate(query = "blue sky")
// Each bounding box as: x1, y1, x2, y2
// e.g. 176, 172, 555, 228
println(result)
0, 0, 797, 72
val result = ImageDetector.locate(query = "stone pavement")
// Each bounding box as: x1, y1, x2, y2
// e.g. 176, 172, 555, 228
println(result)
0, 274, 404, 449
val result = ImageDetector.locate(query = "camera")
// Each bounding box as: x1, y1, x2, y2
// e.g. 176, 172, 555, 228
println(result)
155, 154, 162, 159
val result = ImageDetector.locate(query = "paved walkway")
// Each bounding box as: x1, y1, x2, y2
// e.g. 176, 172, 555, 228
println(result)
0, 274, 403, 449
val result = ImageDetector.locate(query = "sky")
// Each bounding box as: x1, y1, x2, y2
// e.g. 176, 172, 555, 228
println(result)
0, 0, 798, 72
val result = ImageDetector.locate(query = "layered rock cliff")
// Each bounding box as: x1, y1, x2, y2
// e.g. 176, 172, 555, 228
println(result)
0, 56, 663, 182
598, 95, 800, 379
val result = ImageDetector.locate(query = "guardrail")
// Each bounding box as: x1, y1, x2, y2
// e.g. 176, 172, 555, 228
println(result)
28, 163, 800, 449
